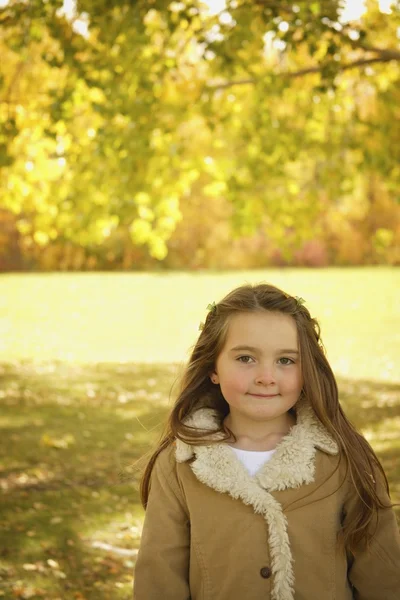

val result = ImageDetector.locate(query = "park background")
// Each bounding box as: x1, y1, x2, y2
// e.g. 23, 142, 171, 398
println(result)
1, 0, 399, 598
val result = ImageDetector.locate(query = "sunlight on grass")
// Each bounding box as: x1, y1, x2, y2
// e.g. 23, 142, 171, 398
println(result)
362, 417, 400, 453
2, 268, 399, 381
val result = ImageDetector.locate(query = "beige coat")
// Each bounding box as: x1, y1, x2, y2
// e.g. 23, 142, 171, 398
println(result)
133, 403, 400, 600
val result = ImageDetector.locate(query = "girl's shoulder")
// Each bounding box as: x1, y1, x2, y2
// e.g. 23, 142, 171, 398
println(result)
152, 440, 180, 477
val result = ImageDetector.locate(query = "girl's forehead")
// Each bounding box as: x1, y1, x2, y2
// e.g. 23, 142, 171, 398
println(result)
223, 311, 298, 346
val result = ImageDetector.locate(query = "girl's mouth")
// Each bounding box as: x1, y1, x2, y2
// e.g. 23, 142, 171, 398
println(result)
248, 393, 279, 398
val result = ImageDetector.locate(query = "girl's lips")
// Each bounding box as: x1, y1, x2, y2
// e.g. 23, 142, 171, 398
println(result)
248, 393, 279, 398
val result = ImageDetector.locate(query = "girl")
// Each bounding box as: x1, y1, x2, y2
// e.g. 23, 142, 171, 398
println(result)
134, 283, 400, 600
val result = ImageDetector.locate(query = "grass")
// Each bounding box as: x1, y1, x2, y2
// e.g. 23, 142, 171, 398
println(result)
1, 268, 399, 380
0, 269, 399, 599
0, 362, 174, 600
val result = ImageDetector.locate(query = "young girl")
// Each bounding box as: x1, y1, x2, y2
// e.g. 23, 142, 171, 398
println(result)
133, 283, 400, 600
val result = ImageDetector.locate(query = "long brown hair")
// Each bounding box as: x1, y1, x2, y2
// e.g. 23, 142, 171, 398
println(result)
140, 283, 391, 551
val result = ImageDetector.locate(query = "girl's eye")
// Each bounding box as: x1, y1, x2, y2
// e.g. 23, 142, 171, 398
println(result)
237, 355, 254, 364
278, 357, 295, 365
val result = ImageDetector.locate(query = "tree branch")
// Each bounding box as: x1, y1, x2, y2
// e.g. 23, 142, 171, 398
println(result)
206, 49, 400, 90
358, 46, 400, 60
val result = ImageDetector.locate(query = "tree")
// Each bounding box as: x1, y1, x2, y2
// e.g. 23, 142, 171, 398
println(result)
0, 0, 399, 261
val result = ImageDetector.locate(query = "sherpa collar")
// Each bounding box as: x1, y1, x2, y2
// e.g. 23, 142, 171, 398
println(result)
175, 400, 338, 490
175, 402, 339, 600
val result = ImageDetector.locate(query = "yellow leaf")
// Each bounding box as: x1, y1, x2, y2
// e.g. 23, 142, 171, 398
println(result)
40, 434, 75, 449
129, 219, 152, 245
33, 231, 49, 246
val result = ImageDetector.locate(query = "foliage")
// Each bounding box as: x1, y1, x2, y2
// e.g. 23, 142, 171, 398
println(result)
0, 0, 399, 262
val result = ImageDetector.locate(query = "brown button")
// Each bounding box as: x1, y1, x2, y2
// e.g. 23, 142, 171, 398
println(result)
260, 566, 271, 579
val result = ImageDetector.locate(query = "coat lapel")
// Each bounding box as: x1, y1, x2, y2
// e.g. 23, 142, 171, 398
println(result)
175, 402, 338, 600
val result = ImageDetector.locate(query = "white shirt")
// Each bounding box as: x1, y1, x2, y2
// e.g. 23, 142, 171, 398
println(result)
230, 447, 276, 476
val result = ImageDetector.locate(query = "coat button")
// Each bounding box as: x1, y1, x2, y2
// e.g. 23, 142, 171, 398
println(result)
260, 566, 271, 579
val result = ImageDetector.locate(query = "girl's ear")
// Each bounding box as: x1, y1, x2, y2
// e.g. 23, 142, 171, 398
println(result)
210, 372, 219, 384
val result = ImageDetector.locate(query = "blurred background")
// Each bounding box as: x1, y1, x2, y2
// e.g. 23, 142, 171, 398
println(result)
0, 0, 399, 598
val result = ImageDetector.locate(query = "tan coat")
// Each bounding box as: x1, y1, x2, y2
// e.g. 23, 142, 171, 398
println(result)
133, 403, 400, 600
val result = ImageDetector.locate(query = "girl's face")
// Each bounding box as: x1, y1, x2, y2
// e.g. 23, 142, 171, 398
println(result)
212, 311, 303, 425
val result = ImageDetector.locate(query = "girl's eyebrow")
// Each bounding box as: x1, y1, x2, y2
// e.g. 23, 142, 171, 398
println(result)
229, 345, 259, 353
229, 345, 299, 355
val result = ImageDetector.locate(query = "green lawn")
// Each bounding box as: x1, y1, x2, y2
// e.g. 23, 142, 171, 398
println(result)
0, 269, 399, 599
1, 268, 399, 381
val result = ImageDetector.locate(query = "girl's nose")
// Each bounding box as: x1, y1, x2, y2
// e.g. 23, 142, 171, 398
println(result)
255, 366, 276, 385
